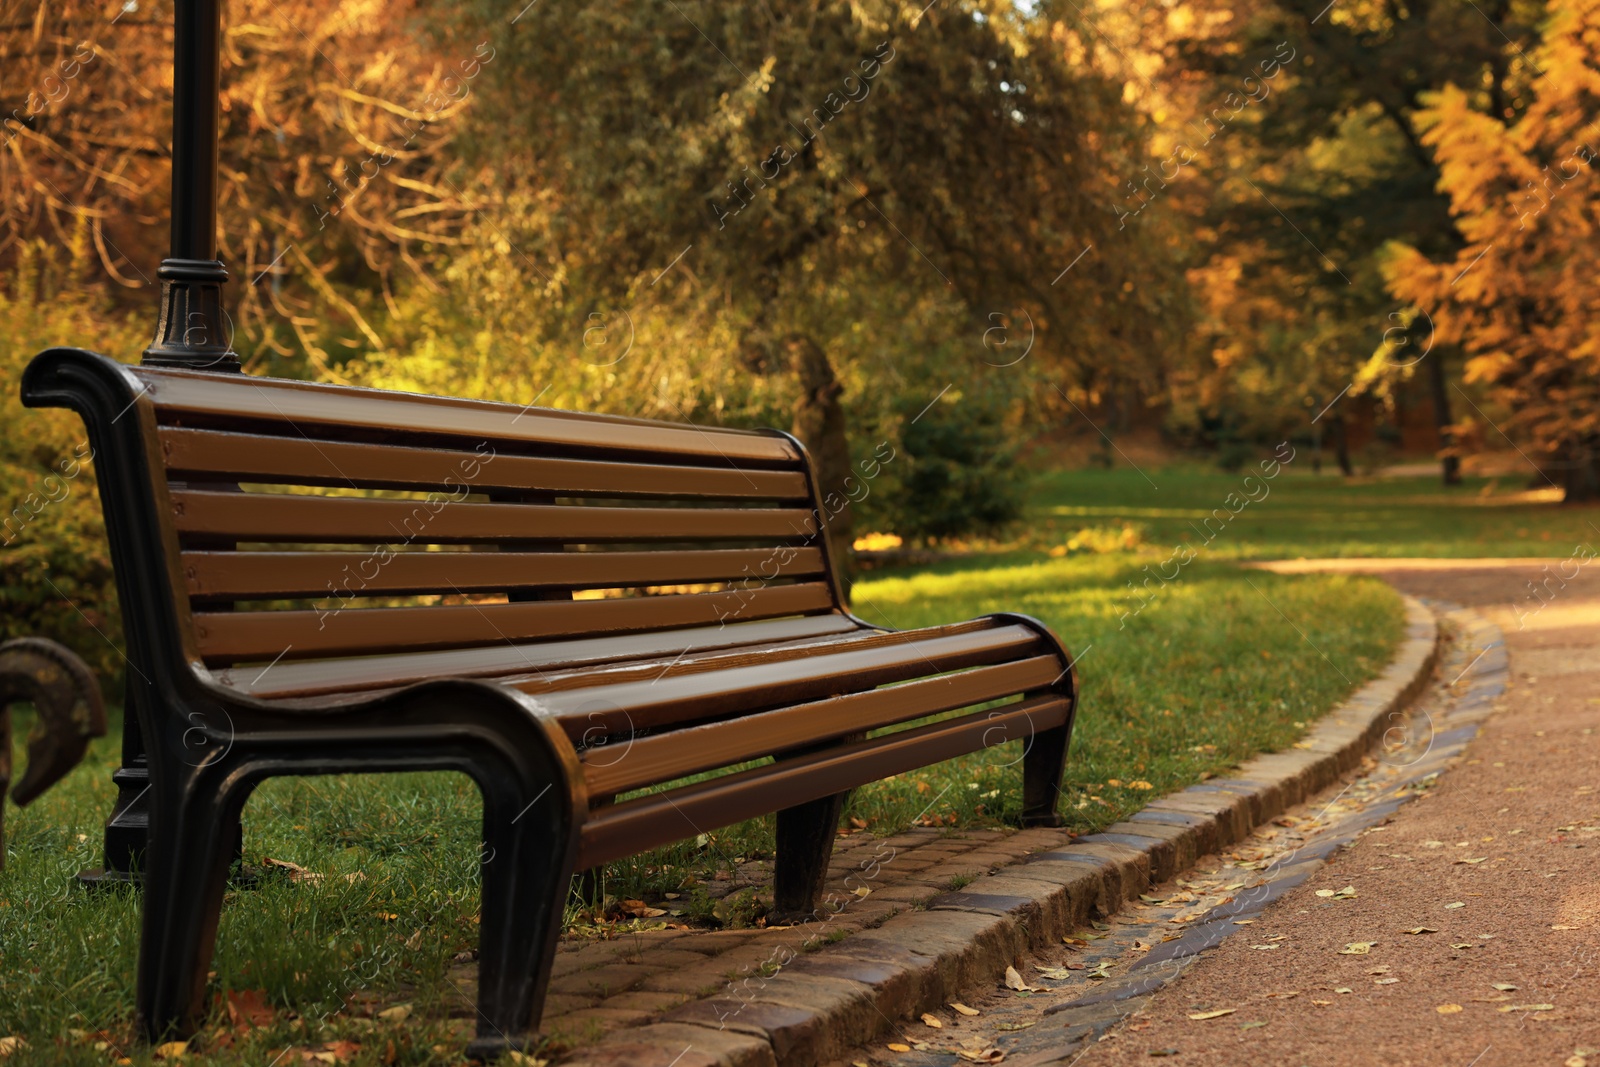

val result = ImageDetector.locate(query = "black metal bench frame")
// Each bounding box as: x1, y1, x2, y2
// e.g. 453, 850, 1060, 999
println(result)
23, 348, 1078, 1059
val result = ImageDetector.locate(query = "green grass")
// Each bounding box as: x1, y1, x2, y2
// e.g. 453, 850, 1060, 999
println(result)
19, 466, 1562, 1063
1024, 464, 1599, 560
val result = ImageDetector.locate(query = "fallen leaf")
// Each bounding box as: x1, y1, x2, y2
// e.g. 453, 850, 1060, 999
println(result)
1335, 988, 1354, 994
888, 1043, 912, 1053
376, 1005, 411, 1023
0, 1038, 25, 1058
995, 1021, 1036, 1032
1445, 902, 1466, 910
505, 1055, 546, 1067
955, 1049, 1005, 1064
223, 989, 275, 1031
1036, 966, 1075, 980
1338, 942, 1375, 955
1260, 991, 1299, 999
154, 1041, 189, 1060
853, 886, 872, 898
1375, 978, 1399, 985
850, 817, 868, 829
950, 1002, 980, 1016
1186, 1008, 1236, 1020
1239, 1021, 1268, 1030
1148, 1050, 1181, 1058
1553, 924, 1579, 930
1404, 927, 1438, 935
1455, 858, 1487, 865
1451, 943, 1474, 950
1311, 1000, 1332, 1006
1492, 983, 1518, 991
1004, 966, 1040, 993
1233, 919, 1255, 925
1436, 1004, 1464, 1015
1500, 1004, 1556, 1013
1087, 961, 1113, 980
262, 857, 323, 883
920, 1013, 943, 1028
1250, 944, 1280, 950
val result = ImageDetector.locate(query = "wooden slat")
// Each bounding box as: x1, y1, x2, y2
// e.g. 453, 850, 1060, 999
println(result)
183, 547, 828, 600
169, 491, 817, 543
225, 614, 864, 699
159, 428, 810, 501
529, 623, 1048, 736
137, 366, 798, 465
583, 655, 1064, 795
577, 695, 1073, 867
193, 581, 835, 663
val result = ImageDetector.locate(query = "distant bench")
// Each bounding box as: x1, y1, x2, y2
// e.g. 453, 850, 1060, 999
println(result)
23, 347, 1079, 1059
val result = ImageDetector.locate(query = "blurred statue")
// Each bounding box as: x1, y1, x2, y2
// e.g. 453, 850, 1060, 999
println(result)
0, 638, 106, 869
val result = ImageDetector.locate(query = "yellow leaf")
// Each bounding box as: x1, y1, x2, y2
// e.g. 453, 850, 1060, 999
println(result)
1492, 983, 1518, 991
1404, 927, 1438, 934
1500, 1004, 1555, 1013
1445, 902, 1466, 910
1186, 1008, 1236, 1020
950, 1002, 980, 1016
1338, 942, 1375, 955
920, 1013, 942, 1028
0, 1038, 26, 1058
154, 1042, 189, 1060
1437, 1004, 1464, 1014
377, 1004, 411, 1023
888, 1043, 912, 1052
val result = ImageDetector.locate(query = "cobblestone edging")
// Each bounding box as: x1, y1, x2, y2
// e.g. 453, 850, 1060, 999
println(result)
554, 597, 1441, 1067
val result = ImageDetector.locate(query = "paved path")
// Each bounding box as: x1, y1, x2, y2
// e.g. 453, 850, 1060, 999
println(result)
1058, 561, 1600, 1067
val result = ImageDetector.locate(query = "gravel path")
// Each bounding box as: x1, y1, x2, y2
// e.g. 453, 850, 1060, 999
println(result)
1065, 561, 1600, 1067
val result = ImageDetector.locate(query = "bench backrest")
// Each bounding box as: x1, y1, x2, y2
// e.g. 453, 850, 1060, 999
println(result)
24, 350, 847, 689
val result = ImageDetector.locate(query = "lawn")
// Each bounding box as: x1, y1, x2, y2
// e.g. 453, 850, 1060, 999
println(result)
8, 463, 1574, 1064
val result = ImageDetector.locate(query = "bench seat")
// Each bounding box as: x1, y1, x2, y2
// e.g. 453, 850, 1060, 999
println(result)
22, 347, 1079, 1059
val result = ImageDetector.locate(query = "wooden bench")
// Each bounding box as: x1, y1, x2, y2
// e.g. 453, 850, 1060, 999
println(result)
22, 346, 1080, 1059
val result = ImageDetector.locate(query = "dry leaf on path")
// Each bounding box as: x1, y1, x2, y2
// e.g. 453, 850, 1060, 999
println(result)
1036, 966, 1076, 980
955, 1049, 1005, 1064
1500, 1004, 1555, 1013
1404, 927, 1438, 935
1186, 1009, 1236, 1021
1492, 983, 1518, 991
1004, 966, 1041, 993
920, 1013, 942, 1028
950, 1002, 980, 1016
1437, 1004, 1464, 1014
887, 1043, 912, 1053
1445, 902, 1466, 910
1338, 942, 1375, 955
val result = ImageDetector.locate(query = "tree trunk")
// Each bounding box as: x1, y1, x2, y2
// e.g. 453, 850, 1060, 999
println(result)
1426, 355, 1461, 486
1563, 440, 1600, 504
786, 335, 855, 596
1330, 411, 1353, 477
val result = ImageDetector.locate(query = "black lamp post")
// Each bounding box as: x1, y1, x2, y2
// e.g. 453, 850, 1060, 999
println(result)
143, 0, 236, 371
82, 0, 234, 887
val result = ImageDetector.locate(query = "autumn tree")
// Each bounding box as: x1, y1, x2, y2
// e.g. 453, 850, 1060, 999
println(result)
0, 0, 486, 369
1164, 0, 1544, 480
454, 0, 1184, 562
1385, 0, 1600, 502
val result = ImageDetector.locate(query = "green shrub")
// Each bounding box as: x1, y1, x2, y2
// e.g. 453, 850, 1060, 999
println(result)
878, 384, 1032, 544
1, 242, 146, 694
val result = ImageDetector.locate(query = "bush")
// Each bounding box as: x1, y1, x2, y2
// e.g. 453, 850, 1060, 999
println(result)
1, 242, 146, 696
877, 384, 1032, 544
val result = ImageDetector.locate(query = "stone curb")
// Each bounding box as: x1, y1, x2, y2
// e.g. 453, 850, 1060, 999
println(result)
555, 597, 1442, 1067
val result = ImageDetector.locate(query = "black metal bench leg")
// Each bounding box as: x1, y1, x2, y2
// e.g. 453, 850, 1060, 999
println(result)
136, 771, 243, 1043
1021, 722, 1070, 828
465, 773, 577, 1061
772, 790, 847, 922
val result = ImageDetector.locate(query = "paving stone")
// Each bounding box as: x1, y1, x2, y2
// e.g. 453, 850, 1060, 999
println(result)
1038, 840, 1151, 903
848, 907, 1026, 1001
548, 962, 656, 999
562, 1021, 776, 1067
600, 990, 697, 1015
